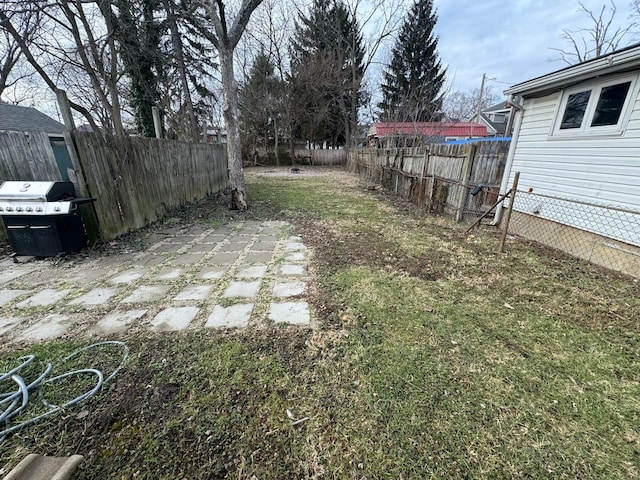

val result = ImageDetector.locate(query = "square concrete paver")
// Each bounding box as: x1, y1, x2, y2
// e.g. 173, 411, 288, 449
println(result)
273, 281, 307, 298
208, 252, 242, 264
15, 289, 72, 309
235, 265, 268, 279
152, 268, 186, 281
0, 316, 24, 336
268, 302, 310, 326
17, 314, 70, 341
244, 252, 273, 263
66, 269, 108, 284
167, 235, 199, 244
284, 251, 307, 262
92, 309, 148, 334
0, 289, 30, 306
1, 268, 35, 283
133, 255, 168, 267
121, 285, 171, 304
219, 242, 249, 252
285, 240, 306, 251
173, 285, 214, 301
189, 243, 218, 254
223, 281, 261, 298
70, 287, 120, 306
169, 253, 205, 265
152, 243, 183, 253
150, 307, 199, 332
195, 266, 227, 280
205, 303, 253, 329
109, 269, 147, 284
251, 241, 278, 251
201, 234, 226, 243
280, 264, 306, 276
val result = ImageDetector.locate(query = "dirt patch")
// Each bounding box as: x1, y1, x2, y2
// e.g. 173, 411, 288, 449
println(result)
299, 221, 441, 281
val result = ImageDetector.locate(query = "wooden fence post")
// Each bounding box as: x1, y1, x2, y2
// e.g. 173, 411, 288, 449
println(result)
152, 107, 163, 139
56, 89, 102, 243
499, 171, 520, 253
455, 144, 476, 222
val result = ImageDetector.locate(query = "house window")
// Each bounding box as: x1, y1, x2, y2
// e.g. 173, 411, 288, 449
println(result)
590, 82, 631, 126
553, 75, 637, 136
560, 90, 591, 129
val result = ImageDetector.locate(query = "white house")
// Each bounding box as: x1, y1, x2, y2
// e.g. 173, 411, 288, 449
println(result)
498, 43, 640, 277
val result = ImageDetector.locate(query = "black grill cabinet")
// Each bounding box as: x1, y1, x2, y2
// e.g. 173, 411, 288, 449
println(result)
0, 181, 94, 257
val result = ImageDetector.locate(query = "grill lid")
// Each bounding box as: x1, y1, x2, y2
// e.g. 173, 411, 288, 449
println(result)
0, 181, 76, 201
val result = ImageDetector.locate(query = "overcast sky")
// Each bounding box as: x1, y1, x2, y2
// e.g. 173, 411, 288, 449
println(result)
432, 0, 638, 96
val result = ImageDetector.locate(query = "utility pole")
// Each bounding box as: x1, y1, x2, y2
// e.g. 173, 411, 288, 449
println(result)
476, 73, 486, 123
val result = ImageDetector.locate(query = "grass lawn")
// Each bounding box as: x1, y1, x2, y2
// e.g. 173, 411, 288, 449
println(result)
1, 167, 638, 479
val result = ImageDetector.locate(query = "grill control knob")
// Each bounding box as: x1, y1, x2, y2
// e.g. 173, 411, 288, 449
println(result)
6, 206, 13, 211
0, 207, 3, 212
35, 206, 43, 212
16, 206, 23, 212
54, 206, 61, 212
26, 207, 33, 212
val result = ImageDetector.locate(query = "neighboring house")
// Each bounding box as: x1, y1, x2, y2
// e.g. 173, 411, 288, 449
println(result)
479, 101, 512, 136
368, 121, 487, 147
205, 127, 228, 144
498, 43, 640, 277
0, 103, 65, 135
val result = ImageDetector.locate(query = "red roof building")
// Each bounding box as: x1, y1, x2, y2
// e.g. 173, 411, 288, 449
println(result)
368, 122, 488, 147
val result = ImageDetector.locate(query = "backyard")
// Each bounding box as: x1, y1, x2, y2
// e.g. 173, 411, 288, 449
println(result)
1, 167, 638, 479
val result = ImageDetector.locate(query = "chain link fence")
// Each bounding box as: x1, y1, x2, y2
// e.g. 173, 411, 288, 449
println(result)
505, 190, 640, 277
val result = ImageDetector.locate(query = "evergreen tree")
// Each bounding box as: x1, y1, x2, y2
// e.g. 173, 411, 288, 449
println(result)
290, 0, 365, 147
112, 0, 165, 137
378, 0, 446, 122
239, 51, 284, 152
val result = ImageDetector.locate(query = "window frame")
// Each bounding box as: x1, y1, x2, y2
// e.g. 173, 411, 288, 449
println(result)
550, 74, 639, 138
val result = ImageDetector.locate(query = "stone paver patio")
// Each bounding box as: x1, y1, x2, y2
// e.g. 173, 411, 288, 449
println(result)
0, 220, 312, 345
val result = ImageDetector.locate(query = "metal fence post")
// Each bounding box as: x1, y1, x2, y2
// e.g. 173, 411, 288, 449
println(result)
499, 171, 520, 253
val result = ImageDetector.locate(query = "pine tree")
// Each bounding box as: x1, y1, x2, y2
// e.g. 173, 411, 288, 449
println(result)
112, 0, 164, 137
240, 52, 284, 152
378, 0, 446, 122
290, 0, 365, 147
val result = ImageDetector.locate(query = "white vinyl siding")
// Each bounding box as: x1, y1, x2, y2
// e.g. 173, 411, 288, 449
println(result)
508, 89, 640, 246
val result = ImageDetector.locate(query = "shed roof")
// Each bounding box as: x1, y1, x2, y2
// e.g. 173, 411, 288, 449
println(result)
505, 42, 640, 98
0, 103, 65, 134
370, 122, 487, 138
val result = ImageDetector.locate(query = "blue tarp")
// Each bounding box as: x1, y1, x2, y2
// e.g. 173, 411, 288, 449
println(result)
442, 137, 511, 145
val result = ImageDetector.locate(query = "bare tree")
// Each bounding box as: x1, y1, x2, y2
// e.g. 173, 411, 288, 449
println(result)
0, 1, 125, 133
443, 87, 499, 122
550, 1, 634, 65
0, 6, 40, 100
201, 0, 264, 211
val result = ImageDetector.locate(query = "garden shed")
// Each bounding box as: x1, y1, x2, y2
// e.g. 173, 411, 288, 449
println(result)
499, 43, 640, 276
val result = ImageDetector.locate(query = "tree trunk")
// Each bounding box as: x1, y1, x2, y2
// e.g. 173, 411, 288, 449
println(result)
219, 46, 247, 211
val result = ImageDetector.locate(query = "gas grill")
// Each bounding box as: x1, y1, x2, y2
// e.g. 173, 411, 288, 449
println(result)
0, 181, 95, 257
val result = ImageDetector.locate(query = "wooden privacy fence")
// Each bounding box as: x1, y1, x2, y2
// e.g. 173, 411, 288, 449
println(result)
71, 132, 228, 240
0, 130, 228, 242
0, 131, 64, 181
348, 140, 510, 221
294, 149, 346, 166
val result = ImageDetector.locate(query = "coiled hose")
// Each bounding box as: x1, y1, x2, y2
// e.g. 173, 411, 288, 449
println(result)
0, 341, 129, 443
